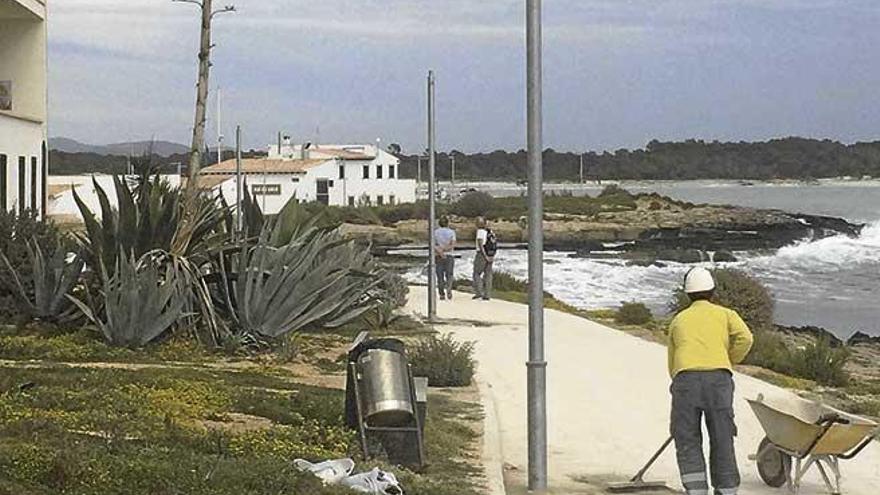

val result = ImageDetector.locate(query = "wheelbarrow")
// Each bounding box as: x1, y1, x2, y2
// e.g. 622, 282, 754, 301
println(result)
747, 394, 879, 495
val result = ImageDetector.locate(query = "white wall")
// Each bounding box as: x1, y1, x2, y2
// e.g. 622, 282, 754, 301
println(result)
0, 115, 45, 214
48, 175, 183, 220
0, 1, 47, 215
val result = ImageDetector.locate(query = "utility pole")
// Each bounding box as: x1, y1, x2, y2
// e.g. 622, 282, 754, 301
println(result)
579, 153, 584, 184
526, 0, 547, 492
217, 86, 223, 165
427, 71, 437, 321
451, 154, 456, 187
173, 0, 235, 181
235, 124, 242, 238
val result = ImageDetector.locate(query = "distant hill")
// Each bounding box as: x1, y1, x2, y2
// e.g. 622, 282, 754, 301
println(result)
50, 137, 190, 157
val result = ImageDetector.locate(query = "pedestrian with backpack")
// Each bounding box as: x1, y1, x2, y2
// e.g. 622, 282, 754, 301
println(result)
473, 216, 496, 300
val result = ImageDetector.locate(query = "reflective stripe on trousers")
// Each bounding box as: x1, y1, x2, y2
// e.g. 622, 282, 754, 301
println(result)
671, 370, 740, 495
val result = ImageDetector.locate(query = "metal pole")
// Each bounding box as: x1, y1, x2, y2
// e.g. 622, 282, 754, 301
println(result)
217, 86, 223, 165
526, 0, 547, 491
417, 156, 422, 185
451, 155, 456, 187
235, 124, 242, 237
579, 153, 584, 184
427, 71, 437, 321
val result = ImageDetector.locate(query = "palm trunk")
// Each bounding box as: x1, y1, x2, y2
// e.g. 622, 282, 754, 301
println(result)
188, 0, 212, 182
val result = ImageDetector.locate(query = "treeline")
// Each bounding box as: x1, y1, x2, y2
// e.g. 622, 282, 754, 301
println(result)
397, 138, 880, 181
49, 150, 267, 175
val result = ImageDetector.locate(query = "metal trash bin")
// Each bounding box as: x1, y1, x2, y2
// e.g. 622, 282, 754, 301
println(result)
357, 348, 414, 426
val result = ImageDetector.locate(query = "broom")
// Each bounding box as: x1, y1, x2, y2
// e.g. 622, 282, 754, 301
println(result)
606, 436, 675, 493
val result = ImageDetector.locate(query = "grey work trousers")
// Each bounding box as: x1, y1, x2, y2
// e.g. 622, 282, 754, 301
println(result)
472, 254, 493, 299
435, 256, 454, 296
671, 370, 740, 495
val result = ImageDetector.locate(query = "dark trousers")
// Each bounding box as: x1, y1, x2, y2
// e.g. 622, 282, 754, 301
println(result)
472, 255, 493, 298
435, 256, 454, 295
671, 370, 740, 495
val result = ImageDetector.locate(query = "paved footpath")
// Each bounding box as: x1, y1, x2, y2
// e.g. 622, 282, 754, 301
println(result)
406, 286, 880, 494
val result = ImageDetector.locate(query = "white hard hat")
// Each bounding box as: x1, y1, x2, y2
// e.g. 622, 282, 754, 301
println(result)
684, 267, 715, 293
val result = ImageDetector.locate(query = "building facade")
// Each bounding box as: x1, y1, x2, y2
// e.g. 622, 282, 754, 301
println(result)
0, 0, 48, 216
200, 143, 417, 214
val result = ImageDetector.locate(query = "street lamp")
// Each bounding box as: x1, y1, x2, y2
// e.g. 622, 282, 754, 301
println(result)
526, 0, 547, 492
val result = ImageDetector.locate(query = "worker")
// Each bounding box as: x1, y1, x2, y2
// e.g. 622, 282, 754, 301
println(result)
667, 267, 754, 495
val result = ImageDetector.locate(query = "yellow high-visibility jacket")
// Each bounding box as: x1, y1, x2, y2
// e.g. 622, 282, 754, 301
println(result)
667, 300, 754, 378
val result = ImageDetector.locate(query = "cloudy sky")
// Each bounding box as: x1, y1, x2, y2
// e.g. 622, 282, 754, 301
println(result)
49, 0, 880, 152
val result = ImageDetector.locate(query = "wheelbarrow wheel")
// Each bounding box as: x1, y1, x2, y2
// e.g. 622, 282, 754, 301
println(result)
756, 437, 791, 488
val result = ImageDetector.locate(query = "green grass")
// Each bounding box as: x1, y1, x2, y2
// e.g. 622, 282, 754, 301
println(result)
0, 320, 485, 495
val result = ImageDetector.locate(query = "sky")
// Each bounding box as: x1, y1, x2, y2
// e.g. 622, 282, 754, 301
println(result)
48, 0, 880, 153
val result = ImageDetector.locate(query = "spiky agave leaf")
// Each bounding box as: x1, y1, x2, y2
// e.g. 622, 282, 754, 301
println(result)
0, 240, 84, 323
220, 229, 384, 339
68, 254, 187, 348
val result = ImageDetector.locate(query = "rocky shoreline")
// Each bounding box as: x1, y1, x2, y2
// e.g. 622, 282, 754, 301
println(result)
344, 193, 863, 261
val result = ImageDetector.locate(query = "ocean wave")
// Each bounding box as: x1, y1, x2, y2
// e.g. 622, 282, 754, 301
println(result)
759, 221, 880, 270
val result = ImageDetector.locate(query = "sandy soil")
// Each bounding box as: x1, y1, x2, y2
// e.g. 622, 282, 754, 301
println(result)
406, 286, 880, 494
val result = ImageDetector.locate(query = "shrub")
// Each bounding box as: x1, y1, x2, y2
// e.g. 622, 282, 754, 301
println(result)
0, 210, 69, 322
491, 271, 527, 293
409, 334, 475, 387
745, 333, 851, 387
615, 302, 653, 325
671, 268, 775, 332
450, 192, 494, 218
379, 272, 409, 308
788, 338, 850, 387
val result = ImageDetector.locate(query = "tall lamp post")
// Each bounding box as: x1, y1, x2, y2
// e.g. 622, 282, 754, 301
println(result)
427, 71, 438, 321
526, 0, 547, 491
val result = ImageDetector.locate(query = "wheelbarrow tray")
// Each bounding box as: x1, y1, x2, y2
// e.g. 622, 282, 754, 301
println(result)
747, 396, 878, 456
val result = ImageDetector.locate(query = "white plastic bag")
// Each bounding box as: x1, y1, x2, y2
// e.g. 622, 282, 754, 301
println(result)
293, 458, 356, 485
340, 467, 404, 495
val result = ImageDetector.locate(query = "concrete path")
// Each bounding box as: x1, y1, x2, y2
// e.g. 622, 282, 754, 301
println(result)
406, 286, 880, 494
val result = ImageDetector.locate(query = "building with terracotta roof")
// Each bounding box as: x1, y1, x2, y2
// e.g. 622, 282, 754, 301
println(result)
0, 0, 48, 217
199, 141, 416, 213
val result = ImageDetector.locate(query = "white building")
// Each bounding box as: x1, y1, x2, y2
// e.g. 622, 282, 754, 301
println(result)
48, 174, 183, 224
0, 0, 47, 217
199, 143, 417, 213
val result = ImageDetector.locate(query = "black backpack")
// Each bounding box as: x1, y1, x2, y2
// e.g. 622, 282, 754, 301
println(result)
484, 229, 498, 257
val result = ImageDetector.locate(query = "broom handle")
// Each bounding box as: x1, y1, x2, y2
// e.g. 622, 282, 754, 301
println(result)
631, 436, 674, 482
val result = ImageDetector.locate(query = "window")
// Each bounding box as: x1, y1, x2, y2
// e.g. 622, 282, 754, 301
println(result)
362, 165, 370, 179
339, 165, 345, 179
18, 156, 25, 214
0, 154, 6, 210
389, 165, 396, 179
348, 196, 355, 207
30, 157, 37, 215
316, 179, 330, 205
376, 195, 384, 206
376, 165, 383, 179
389, 195, 396, 205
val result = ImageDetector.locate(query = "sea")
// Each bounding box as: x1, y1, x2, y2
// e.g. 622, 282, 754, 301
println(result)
410, 180, 880, 339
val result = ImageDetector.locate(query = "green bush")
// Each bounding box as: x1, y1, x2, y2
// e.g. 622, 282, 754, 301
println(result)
491, 271, 527, 293
671, 268, 775, 332
788, 338, 850, 387
450, 192, 494, 218
409, 334, 475, 387
745, 333, 850, 387
615, 302, 653, 325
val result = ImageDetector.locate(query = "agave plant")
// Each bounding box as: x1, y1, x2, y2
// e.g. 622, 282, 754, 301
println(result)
216, 229, 384, 339
68, 254, 186, 348
0, 240, 84, 323
73, 174, 228, 274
